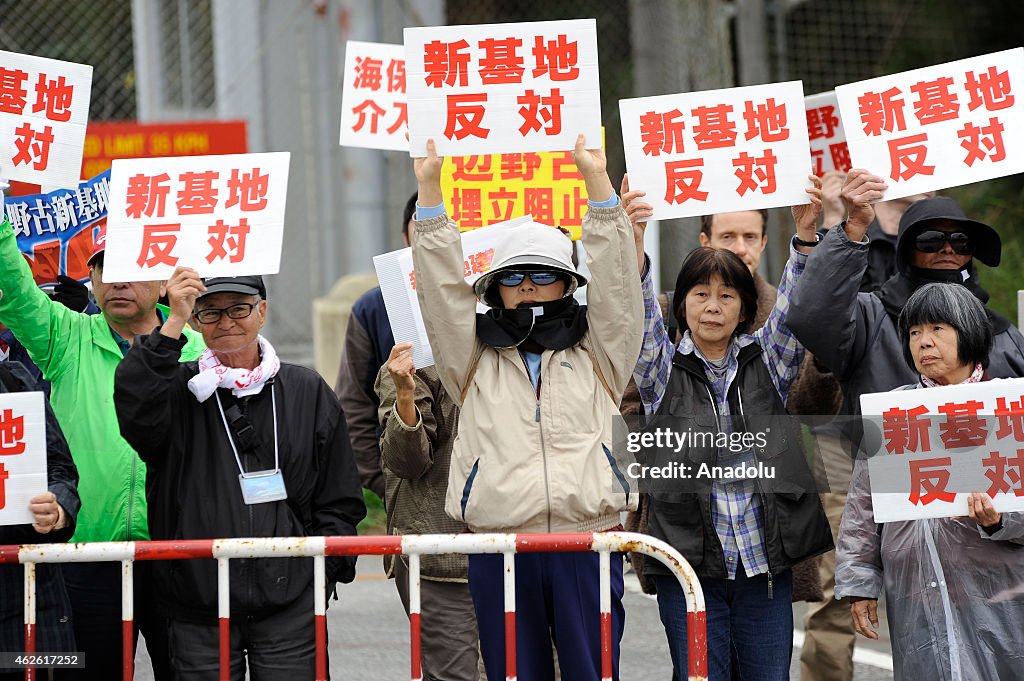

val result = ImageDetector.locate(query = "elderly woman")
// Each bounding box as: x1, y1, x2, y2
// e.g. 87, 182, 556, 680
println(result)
629, 177, 832, 681
836, 282, 1024, 681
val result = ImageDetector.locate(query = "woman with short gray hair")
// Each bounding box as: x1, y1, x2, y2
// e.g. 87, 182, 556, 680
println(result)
836, 281, 1024, 680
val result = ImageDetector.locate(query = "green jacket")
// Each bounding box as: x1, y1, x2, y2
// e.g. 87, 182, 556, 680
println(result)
0, 218, 205, 542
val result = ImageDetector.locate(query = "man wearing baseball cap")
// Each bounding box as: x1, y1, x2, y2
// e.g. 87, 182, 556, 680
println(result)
114, 268, 365, 676
0, 180, 205, 679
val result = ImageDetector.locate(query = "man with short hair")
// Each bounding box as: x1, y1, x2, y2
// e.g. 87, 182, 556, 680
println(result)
0, 178, 203, 680
114, 269, 366, 677
698, 209, 777, 329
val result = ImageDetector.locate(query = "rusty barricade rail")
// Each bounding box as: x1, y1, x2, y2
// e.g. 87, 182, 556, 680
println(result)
0, 531, 707, 681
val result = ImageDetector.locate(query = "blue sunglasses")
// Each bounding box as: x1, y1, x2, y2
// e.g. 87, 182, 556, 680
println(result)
498, 271, 562, 287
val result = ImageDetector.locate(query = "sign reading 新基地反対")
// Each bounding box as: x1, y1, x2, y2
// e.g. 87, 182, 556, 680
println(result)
102, 152, 290, 282
619, 81, 813, 221
835, 48, 1024, 201
404, 19, 602, 157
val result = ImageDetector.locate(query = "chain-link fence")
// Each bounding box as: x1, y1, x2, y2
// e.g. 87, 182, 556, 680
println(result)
0, 0, 137, 120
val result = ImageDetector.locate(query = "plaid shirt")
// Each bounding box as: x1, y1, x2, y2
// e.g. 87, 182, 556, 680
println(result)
634, 245, 807, 578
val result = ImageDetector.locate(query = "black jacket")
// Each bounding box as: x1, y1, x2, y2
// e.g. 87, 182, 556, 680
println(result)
0, 361, 79, 653
114, 333, 366, 622
643, 345, 832, 580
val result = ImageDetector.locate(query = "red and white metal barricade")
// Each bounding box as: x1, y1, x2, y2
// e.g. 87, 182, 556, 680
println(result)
1, 531, 707, 681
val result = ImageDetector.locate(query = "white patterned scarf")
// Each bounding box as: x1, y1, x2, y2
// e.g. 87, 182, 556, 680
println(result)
920, 362, 985, 388
187, 334, 281, 402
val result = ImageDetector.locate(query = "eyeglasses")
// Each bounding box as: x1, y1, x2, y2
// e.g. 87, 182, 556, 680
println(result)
497, 271, 562, 287
193, 302, 258, 324
914, 230, 973, 255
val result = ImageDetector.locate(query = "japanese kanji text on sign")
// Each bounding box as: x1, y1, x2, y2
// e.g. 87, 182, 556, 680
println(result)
836, 47, 1024, 201
339, 41, 408, 151
102, 152, 291, 282
861, 378, 1024, 522
619, 80, 813, 221
804, 91, 850, 176
404, 19, 601, 157
0, 391, 47, 527
0, 50, 93, 188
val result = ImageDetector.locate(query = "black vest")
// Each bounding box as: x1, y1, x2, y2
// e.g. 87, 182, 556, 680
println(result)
642, 344, 833, 579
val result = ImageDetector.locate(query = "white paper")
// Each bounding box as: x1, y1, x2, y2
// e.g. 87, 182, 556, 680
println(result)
0, 50, 93, 188
0, 392, 48, 527
405, 19, 601, 157
619, 81, 813, 221
339, 41, 409, 151
102, 152, 290, 282
861, 378, 1024, 522
836, 48, 1024, 201
804, 91, 850, 175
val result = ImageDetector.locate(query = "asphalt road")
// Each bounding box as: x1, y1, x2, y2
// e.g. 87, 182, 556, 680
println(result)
135, 556, 895, 680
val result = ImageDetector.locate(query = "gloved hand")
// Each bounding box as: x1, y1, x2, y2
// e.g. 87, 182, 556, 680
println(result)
49, 274, 91, 312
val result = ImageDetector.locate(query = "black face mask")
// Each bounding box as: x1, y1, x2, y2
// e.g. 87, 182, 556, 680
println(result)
874, 263, 1010, 334
475, 296, 588, 353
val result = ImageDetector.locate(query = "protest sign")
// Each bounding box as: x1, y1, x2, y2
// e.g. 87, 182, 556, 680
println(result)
0, 391, 47, 527
339, 41, 408, 151
619, 81, 812, 220
102, 152, 290, 282
0, 50, 92, 188
836, 48, 1024, 201
82, 120, 248, 179
804, 91, 850, 176
439, 147, 598, 239
405, 19, 601, 157
4, 170, 109, 286
861, 378, 1024, 522
374, 215, 531, 368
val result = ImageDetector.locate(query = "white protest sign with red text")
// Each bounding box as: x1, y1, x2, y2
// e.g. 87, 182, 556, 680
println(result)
804, 91, 850, 176
861, 378, 1024, 523
619, 81, 812, 221
0, 50, 92, 188
339, 41, 408, 151
102, 152, 290, 282
836, 48, 1024, 201
404, 19, 601, 157
374, 215, 531, 368
0, 392, 47, 527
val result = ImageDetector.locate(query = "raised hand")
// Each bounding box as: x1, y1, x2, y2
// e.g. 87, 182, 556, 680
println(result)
621, 174, 653, 274
820, 170, 846, 227
841, 169, 888, 241
791, 174, 824, 251
161, 266, 205, 339
386, 342, 418, 426
572, 133, 612, 203
413, 138, 445, 207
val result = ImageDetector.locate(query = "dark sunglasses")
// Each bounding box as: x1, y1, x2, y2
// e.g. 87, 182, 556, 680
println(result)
914, 230, 973, 255
193, 302, 258, 324
498, 271, 562, 287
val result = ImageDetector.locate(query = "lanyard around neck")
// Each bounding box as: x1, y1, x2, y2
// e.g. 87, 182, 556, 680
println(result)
215, 384, 279, 476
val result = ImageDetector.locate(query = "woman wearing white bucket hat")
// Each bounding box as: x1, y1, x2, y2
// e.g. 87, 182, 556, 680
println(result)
409, 134, 643, 681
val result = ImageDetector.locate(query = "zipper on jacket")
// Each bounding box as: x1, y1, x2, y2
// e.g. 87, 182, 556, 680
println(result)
767, 569, 774, 600
537, 396, 552, 533
127, 455, 138, 537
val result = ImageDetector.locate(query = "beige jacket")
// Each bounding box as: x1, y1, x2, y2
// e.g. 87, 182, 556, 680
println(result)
411, 205, 643, 533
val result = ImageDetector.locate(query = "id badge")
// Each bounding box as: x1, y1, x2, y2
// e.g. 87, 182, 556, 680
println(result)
239, 469, 288, 505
